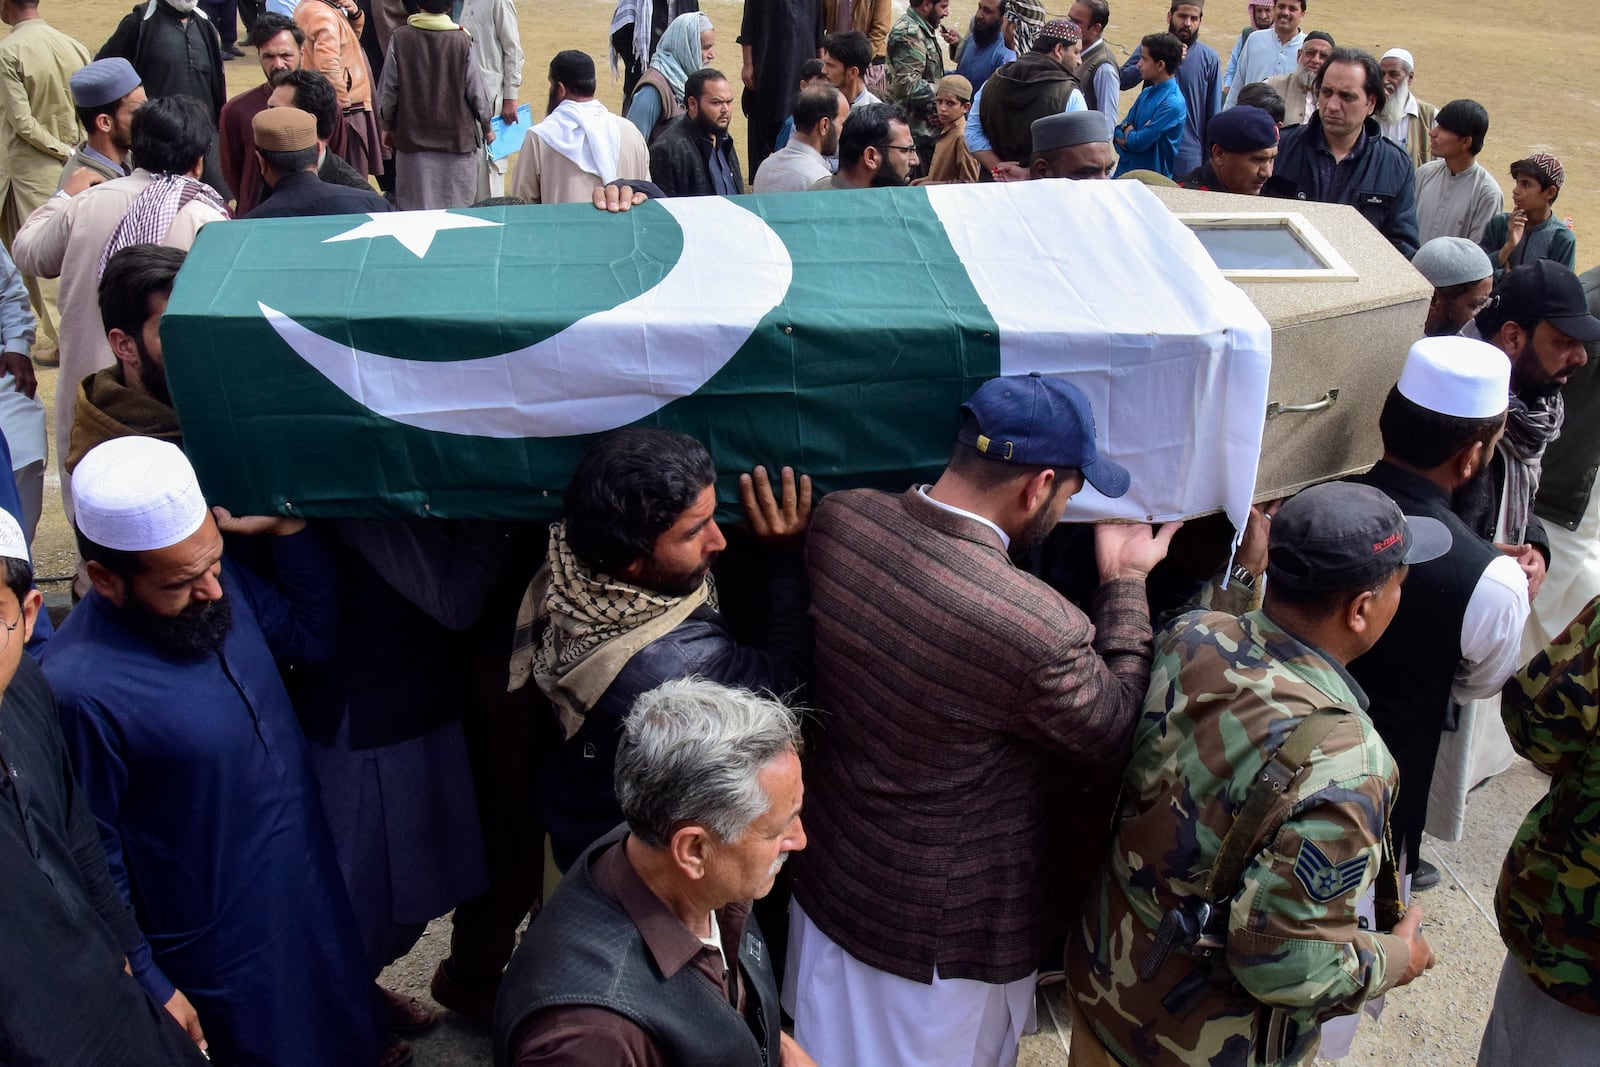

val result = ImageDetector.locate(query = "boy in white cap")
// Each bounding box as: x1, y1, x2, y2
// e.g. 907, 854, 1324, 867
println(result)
0, 505, 209, 1065
1413, 235, 1494, 338
1343, 338, 1530, 897
40, 436, 383, 1067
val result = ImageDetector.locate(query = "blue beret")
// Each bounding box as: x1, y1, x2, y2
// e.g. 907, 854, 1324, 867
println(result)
70, 58, 142, 110
1208, 105, 1278, 153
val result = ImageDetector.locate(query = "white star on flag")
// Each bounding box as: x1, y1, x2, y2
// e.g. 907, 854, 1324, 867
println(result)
322, 210, 502, 259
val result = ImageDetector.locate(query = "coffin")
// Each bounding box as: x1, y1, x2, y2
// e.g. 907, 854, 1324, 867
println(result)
162, 181, 1273, 533
1148, 185, 1431, 500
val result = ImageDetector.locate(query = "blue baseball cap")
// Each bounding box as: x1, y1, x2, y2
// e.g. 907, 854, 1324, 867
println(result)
958, 373, 1131, 498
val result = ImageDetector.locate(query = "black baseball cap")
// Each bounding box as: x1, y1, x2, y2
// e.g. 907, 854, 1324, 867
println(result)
958, 373, 1131, 497
1490, 261, 1600, 342
1266, 483, 1452, 593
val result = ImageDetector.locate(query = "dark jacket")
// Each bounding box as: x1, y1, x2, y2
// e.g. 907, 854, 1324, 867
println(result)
319, 149, 376, 191
1348, 461, 1498, 864
1265, 114, 1420, 258
99, 1, 226, 121
245, 169, 392, 219
537, 550, 807, 868
1179, 160, 1232, 193
976, 51, 1078, 165
495, 826, 782, 1067
649, 114, 745, 197
1535, 263, 1600, 531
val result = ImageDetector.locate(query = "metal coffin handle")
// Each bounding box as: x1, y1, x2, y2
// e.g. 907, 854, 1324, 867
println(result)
1266, 388, 1339, 420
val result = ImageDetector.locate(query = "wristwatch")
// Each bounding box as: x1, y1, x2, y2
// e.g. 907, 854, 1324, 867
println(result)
1228, 563, 1258, 591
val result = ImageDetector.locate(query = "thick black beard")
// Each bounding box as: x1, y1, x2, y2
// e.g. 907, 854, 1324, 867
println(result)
133, 334, 173, 408
870, 164, 909, 188
121, 590, 233, 657
971, 18, 1001, 46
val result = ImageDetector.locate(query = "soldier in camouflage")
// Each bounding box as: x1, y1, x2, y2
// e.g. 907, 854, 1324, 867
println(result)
1068, 483, 1441, 1067
886, 0, 950, 169
1478, 595, 1600, 1061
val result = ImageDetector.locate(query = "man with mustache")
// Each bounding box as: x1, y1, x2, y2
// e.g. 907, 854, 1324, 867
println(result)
811, 101, 916, 188
953, 0, 1015, 93
497, 678, 816, 1066
1262, 29, 1332, 126
1221, 0, 1273, 100
41, 436, 383, 1067
217, 12, 304, 215
65, 245, 184, 472
516, 426, 811, 872
787, 373, 1178, 1066
1377, 47, 1435, 169
1223, 0, 1305, 109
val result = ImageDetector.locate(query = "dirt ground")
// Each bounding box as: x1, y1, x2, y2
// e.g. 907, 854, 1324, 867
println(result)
32, 2, 1599, 1065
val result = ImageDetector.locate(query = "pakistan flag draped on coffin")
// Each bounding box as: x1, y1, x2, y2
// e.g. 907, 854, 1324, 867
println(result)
162, 181, 1272, 532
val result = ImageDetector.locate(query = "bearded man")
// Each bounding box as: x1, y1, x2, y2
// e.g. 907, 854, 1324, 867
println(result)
41, 436, 382, 1067
217, 12, 304, 215
1377, 46, 1435, 168
1262, 28, 1331, 126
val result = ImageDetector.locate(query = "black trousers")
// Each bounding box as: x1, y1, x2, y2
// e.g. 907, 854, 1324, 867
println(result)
199, 0, 237, 46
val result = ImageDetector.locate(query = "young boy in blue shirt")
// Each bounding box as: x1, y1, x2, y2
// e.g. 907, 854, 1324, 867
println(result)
1114, 32, 1187, 179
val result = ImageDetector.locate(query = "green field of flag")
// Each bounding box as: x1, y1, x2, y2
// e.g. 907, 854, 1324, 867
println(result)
163, 182, 1271, 532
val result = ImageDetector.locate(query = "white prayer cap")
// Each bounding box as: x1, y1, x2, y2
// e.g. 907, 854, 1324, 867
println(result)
0, 510, 28, 566
1397, 337, 1509, 419
74, 437, 209, 552
1381, 48, 1414, 70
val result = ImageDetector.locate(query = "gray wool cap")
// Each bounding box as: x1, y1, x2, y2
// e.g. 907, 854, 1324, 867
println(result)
1031, 110, 1109, 153
70, 58, 141, 109
1413, 236, 1493, 289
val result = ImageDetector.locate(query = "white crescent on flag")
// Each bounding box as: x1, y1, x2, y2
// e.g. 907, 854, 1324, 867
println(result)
259, 197, 794, 439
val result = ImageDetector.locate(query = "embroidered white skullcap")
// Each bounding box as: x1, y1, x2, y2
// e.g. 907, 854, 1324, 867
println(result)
0, 510, 28, 566
74, 437, 209, 552
1397, 336, 1509, 420
1381, 47, 1414, 70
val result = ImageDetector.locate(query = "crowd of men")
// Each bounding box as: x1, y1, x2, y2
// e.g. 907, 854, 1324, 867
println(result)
2, 0, 1600, 1066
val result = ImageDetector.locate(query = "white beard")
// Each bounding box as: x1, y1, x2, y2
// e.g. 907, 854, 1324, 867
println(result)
166, 0, 200, 12
1380, 82, 1411, 124
1294, 68, 1317, 91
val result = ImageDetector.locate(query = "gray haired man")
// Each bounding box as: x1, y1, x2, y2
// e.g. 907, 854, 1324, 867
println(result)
494, 678, 816, 1067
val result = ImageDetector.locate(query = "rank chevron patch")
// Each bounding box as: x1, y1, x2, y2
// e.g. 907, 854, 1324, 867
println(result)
1293, 839, 1369, 903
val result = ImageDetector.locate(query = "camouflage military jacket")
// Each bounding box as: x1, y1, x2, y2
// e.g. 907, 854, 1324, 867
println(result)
885, 7, 941, 142
1498, 596, 1600, 1016
1069, 609, 1409, 1067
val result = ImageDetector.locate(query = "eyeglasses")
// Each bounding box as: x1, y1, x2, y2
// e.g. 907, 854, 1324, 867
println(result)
877, 143, 918, 156
0, 613, 21, 654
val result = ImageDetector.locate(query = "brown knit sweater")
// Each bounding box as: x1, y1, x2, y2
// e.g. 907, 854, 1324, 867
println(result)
382, 23, 485, 154
792, 486, 1154, 984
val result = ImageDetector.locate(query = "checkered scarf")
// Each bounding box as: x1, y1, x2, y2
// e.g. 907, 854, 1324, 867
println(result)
98, 174, 230, 279
1499, 391, 1563, 545
1003, 0, 1047, 52
508, 522, 715, 737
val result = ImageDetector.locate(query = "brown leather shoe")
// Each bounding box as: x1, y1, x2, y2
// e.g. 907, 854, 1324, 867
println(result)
380, 985, 437, 1035
428, 959, 500, 1028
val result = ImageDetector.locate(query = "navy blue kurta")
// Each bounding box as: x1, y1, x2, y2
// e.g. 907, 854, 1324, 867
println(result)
41, 534, 382, 1067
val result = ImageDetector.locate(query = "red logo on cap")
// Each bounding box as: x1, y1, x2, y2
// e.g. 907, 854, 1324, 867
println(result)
1372, 531, 1401, 554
